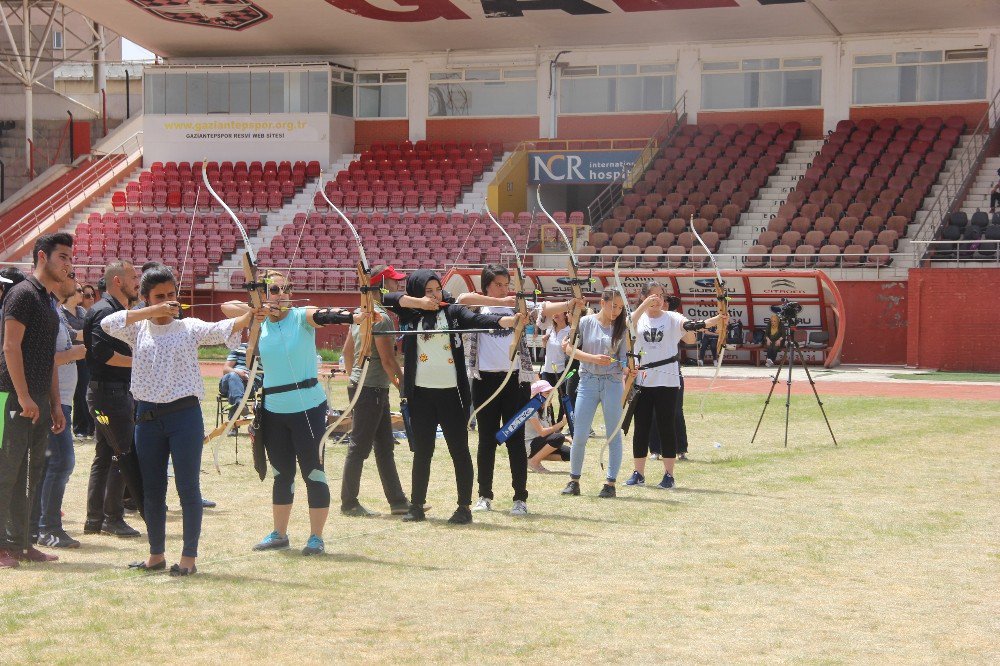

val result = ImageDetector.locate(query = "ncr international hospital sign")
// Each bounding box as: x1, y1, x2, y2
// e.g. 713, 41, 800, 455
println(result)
530, 150, 640, 184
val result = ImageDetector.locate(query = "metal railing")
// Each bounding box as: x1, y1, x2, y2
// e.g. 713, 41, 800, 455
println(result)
912, 86, 1000, 251
586, 92, 687, 227
910, 238, 1000, 266
0, 131, 143, 259
503, 249, 912, 280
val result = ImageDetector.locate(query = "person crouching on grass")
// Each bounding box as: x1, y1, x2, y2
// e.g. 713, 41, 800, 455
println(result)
524, 380, 571, 474
222, 271, 373, 557
102, 265, 261, 576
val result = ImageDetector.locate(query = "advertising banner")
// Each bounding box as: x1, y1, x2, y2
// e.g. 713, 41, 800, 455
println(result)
529, 150, 640, 183
144, 114, 329, 164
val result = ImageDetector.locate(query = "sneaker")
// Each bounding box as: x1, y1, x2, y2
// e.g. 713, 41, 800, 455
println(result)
598, 483, 616, 498
401, 505, 426, 522
657, 473, 676, 489
697, 359, 704, 367
510, 500, 528, 516
253, 530, 290, 551
18, 546, 58, 563
102, 519, 140, 538
561, 480, 581, 496
447, 507, 472, 525
38, 531, 81, 549
201, 498, 217, 508
624, 471, 645, 486
302, 535, 325, 556
765, 358, 775, 367
83, 520, 102, 535
472, 497, 492, 512
650, 453, 661, 460
0, 550, 19, 568
677, 452, 688, 461
341, 504, 379, 517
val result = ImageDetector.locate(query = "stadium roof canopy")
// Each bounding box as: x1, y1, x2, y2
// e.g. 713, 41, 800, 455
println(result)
61, 0, 1000, 58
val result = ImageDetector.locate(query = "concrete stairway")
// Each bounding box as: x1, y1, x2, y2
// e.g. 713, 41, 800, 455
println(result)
719, 139, 819, 253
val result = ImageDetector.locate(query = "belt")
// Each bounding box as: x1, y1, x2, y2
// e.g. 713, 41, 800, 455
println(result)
638, 355, 679, 371
262, 377, 318, 396
90, 380, 129, 389
136, 396, 200, 422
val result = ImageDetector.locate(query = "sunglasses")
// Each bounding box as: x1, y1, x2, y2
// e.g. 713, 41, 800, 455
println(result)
269, 285, 293, 295
76, 288, 84, 294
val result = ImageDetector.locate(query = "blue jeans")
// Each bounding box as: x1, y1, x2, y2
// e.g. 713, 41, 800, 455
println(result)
135, 400, 204, 558
38, 404, 75, 534
570, 373, 624, 482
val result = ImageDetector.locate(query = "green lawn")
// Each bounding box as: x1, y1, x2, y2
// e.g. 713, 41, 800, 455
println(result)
889, 371, 1000, 383
1, 377, 998, 664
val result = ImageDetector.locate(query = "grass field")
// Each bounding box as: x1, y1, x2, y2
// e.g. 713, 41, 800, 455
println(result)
1, 376, 998, 664
888, 371, 1000, 383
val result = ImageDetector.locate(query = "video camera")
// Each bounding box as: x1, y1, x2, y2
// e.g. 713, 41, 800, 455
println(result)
777, 300, 802, 325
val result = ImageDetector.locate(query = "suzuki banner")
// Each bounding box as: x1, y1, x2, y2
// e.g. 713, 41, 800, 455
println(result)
529, 150, 641, 184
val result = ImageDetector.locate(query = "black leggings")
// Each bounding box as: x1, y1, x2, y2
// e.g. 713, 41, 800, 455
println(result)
262, 400, 330, 509
632, 386, 680, 460
409, 386, 474, 508
473, 372, 529, 502
529, 433, 570, 461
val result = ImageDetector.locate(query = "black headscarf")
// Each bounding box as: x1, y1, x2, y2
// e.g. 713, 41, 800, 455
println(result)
405, 269, 444, 332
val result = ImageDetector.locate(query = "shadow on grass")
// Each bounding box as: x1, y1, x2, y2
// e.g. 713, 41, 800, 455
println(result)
275, 550, 444, 571
670, 487, 787, 500
415, 519, 582, 538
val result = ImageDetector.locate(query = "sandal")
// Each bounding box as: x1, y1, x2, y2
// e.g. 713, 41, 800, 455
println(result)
169, 563, 197, 577
127, 560, 166, 571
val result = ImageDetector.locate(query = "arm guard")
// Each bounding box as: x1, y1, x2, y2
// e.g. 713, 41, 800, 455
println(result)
314, 308, 354, 326
683, 320, 707, 332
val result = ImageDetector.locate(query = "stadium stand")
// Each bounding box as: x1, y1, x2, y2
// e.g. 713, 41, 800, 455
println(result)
749, 116, 967, 267
586, 121, 800, 268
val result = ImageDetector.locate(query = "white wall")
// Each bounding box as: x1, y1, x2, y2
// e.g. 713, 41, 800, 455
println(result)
338, 27, 1000, 137
329, 113, 355, 161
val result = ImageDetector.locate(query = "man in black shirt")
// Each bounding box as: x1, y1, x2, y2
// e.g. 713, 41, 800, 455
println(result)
83, 260, 143, 538
0, 233, 73, 567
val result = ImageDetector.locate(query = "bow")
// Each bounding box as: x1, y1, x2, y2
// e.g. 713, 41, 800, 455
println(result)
689, 214, 729, 415
600, 257, 640, 470
465, 208, 532, 431
318, 185, 376, 459
202, 162, 269, 471
535, 186, 588, 414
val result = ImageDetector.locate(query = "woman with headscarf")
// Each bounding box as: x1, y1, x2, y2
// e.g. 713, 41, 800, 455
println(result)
382, 269, 521, 525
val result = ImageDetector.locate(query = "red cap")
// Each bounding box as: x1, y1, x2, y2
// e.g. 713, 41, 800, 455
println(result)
370, 265, 406, 283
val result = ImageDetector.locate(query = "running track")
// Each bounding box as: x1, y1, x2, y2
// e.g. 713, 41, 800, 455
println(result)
200, 362, 999, 401
682, 377, 1000, 401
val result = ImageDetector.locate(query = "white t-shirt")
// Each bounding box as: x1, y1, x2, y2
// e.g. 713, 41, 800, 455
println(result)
542, 324, 569, 375
635, 310, 686, 388
415, 311, 458, 389
102, 311, 239, 403
524, 410, 551, 446
476, 305, 514, 372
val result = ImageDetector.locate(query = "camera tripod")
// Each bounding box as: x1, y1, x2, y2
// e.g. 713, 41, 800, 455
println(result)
750, 323, 838, 448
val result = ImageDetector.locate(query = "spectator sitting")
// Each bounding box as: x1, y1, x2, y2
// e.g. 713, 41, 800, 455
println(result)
218, 339, 262, 423
763, 314, 786, 368
525, 380, 571, 474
